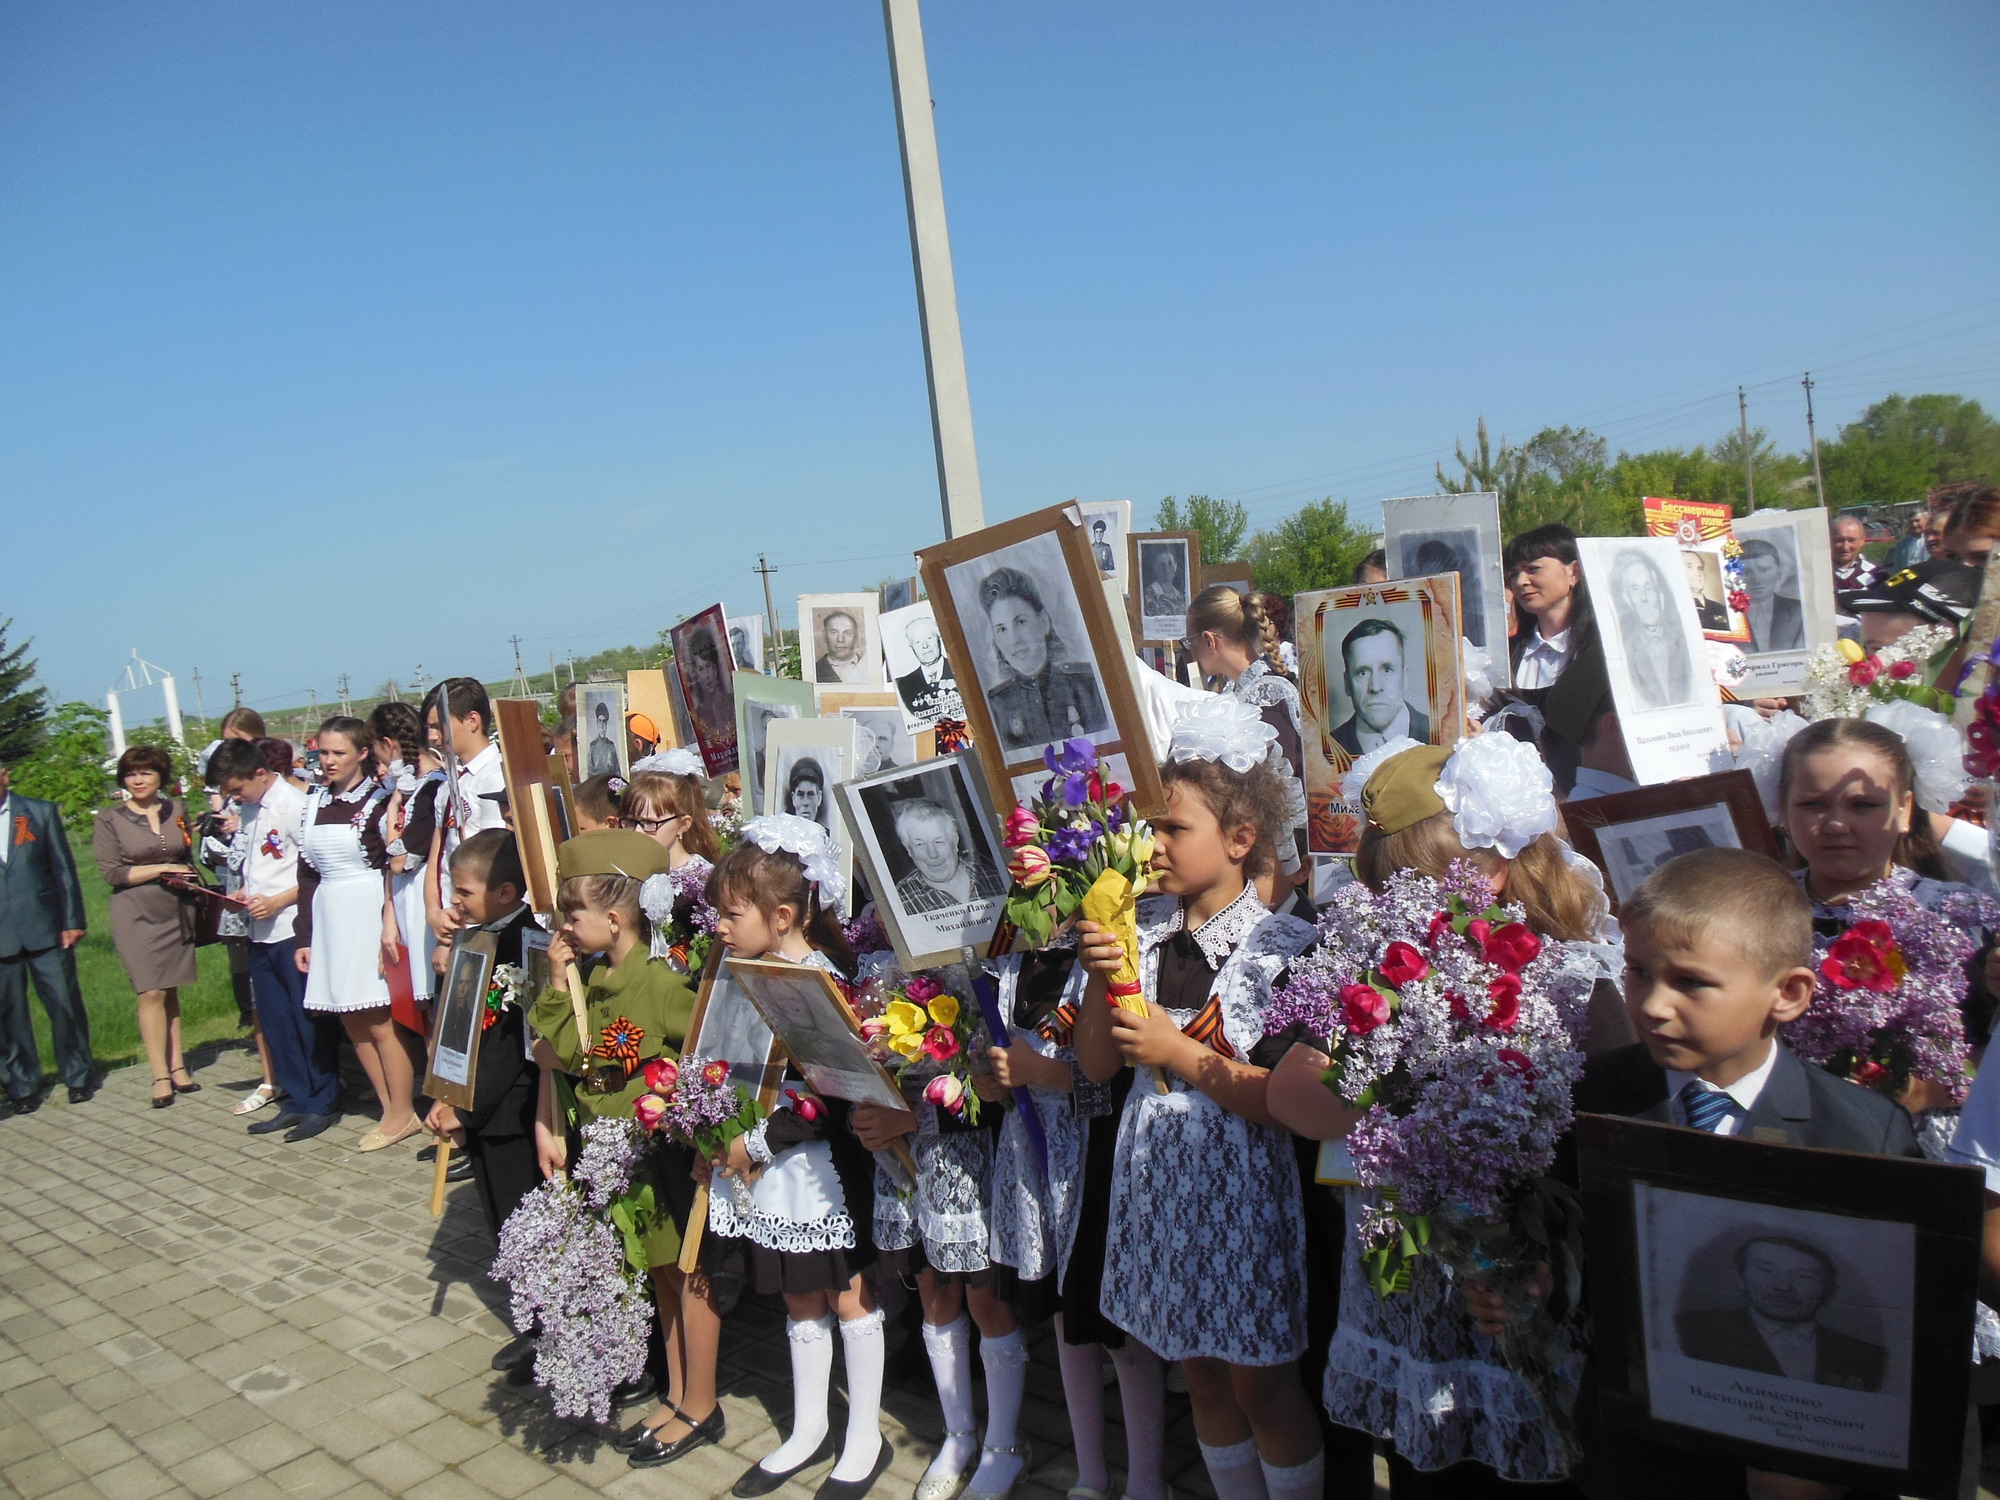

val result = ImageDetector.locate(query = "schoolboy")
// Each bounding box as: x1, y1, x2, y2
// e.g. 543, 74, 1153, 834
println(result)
422, 829, 542, 1239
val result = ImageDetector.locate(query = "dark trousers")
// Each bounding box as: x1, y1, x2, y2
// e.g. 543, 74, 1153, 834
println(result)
468, 1133, 541, 1241
248, 938, 338, 1115
0, 943, 91, 1098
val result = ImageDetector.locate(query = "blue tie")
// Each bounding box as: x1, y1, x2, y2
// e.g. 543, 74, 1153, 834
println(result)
1679, 1081, 1736, 1133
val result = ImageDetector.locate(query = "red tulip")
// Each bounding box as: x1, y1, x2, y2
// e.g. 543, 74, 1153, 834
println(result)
1482, 923, 1543, 974
1340, 982, 1391, 1036
643, 1058, 679, 1094
1002, 806, 1041, 849
1848, 659, 1880, 687
923, 1025, 960, 1062
1889, 660, 1917, 680
1377, 941, 1430, 989
1485, 973, 1522, 1031
633, 1093, 668, 1130
701, 1059, 731, 1088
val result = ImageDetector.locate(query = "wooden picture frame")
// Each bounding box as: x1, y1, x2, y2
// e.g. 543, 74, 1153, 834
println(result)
725, 957, 910, 1114
626, 668, 680, 750
1561, 769, 1778, 910
816, 690, 928, 775
1127, 530, 1202, 646
1577, 1114, 1982, 1499
494, 699, 560, 913
1200, 562, 1253, 596
918, 501, 1167, 818
577, 681, 629, 782
669, 604, 738, 778
424, 931, 497, 1110
733, 672, 817, 817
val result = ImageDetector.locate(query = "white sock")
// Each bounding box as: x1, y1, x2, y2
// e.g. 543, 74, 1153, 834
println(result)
921, 1315, 979, 1484
758, 1314, 835, 1473
1259, 1450, 1323, 1500
1199, 1437, 1270, 1500
969, 1327, 1029, 1492
1054, 1317, 1110, 1494
830, 1309, 886, 1483
1108, 1341, 1168, 1500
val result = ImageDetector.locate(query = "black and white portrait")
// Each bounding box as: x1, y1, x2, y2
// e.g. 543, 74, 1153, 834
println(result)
733, 677, 814, 817
1596, 802, 1741, 901
687, 962, 779, 1102
1603, 546, 1698, 711
1397, 529, 1488, 649
1381, 494, 1507, 670
881, 601, 963, 730
801, 592, 884, 690
943, 531, 1113, 758
881, 577, 920, 614
1136, 537, 1192, 642
841, 706, 913, 775
429, 940, 494, 1092
726, 613, 766, 674
1740, 534, 1805, 655
578, 684, 626, 780
836, 753, 1006, 968
1077, 500, 1131, 588
728, 959, 906, 1111
762, 720, 858, 885
741, 703, 798, 816
1678, 549, 1732, 633
670, 606, 738, 777
1322, 606, 1435, 757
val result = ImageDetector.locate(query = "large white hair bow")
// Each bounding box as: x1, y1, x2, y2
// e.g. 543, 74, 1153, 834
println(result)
1434, 731, 1558, 860
1865, 699, 1971, 816
739, 813, 846, 915
632, 748, 703, 778
1169, 696, 1278, 773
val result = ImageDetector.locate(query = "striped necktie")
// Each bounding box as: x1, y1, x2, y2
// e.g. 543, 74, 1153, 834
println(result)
1678, 1080, 1736, 1133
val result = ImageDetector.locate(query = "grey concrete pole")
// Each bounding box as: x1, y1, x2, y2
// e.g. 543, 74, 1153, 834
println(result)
882, 0, 985, 539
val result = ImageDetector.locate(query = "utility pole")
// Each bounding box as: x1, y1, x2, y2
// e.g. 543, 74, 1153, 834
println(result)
191, 668, 208, 737
1738, 387, 1755, 514
754, 554, 782, 667
510, 635, 531, 697
306, 688, 319, 731
230, 672, 242, 709
549, 652, 559, 699
882, 0, 985, 539
338, 674, 351, 716
565, 654, 576, 688
1803, 373, 1826, 510
413, 665, 426, 698
387, 679, 401, 703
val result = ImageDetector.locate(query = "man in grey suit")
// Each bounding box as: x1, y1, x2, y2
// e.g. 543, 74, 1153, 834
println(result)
0, 757, 93, 1113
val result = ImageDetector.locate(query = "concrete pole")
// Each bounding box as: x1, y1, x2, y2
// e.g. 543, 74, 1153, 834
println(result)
882, 0, 985, 539
161, 675, 186, 746
106, 692, 127, 759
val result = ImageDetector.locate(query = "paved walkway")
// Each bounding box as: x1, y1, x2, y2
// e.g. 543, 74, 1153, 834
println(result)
0, 1043, 1224, 1500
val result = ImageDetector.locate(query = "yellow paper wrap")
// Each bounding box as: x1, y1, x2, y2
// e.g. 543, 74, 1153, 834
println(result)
1081, 868, 1171, 1094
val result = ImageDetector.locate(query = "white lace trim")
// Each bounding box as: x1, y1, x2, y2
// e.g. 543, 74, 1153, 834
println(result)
1151, 884, 1269, 968
706, 1190, 858, 1254
742, 1118, 774, 1168
840, 1308, 886, 1338
788, 1312, 837, 1345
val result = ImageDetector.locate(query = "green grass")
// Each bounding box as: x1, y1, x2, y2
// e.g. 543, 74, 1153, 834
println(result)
26, 856, 248, 1081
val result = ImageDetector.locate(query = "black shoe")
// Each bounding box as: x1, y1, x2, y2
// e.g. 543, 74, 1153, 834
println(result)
627, 1405, 725, 1468
490, 1332, 538, 1372
150, 1077, 176, 1110
505, 1353, 537, 1386
813, 1438, 891, 1500
247, 1110, 303, 1136
446, 1155, 474, 1182
169, 1066, 201, 1095
732, 1434, 836, 1496
610, 1373, 658, 1411
417, 1142, 439, 1163
68, 1079, 98, 1105
284, 1112, 341, 1142
4, 1093, 40, 1117
611, 1404, 683, 1454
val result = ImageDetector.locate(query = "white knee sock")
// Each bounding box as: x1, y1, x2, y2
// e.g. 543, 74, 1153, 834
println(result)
1198, 1437, 1270, 1500
969, 1327, 1029, 1491
830, 1309, 886, 1483
1107, 1341, 1168, 1500
1259, 1450, 1323, 1500
920, 1315, 979, 1483
757, 1313, 835, 1473
1054, 1317, 1110, 1494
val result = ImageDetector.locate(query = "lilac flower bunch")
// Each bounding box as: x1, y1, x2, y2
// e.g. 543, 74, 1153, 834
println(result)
657, 861, 719, 975
843, 906, 890, 961
632, 1055, 766, 1159
491, 1166, 651, 1425
572, 1117, 645, 1211
1783, 877, 1998, 1102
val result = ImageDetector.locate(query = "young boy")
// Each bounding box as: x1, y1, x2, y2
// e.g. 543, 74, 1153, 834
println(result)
423, 829, 542, 1240
1473, 847, 1920, 1499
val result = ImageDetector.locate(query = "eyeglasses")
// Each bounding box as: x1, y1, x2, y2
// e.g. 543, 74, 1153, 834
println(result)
625, 815, 686, 835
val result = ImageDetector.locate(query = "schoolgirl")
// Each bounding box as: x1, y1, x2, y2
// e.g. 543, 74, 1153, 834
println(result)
624, 749, 725, 970
1074, 697, 1325, 1500
368, 700, 442, 1003
699, 816, 891, 1500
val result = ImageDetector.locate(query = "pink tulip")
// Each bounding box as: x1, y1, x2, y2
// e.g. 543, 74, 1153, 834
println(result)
923, 1073, 966, 1114
1002, 806, 1042, 849
1007, 845, 1053, 888
642, 1059, 679, 1094
633, 1093, 668, 1130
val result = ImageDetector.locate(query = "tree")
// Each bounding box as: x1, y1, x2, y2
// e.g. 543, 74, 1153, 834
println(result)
1436, 417, 1529, 510
1244, 499, 1375, 599
8, 701, 110, 824
1818, 394, 2000, 509
0, 619, 49, 765
1155, 495, 1249, 561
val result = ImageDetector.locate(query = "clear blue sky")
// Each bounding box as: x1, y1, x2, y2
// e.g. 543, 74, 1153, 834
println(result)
5, 1, 1997, 719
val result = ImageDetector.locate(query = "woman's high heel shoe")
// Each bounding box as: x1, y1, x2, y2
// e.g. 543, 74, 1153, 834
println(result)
150, 1078, 176, 1109
170, 1065, 202, 1095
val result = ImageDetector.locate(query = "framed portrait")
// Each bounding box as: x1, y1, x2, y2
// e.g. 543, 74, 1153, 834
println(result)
834, 751, 1007, 970
1560, 770, 1779, 908
1381, 491, 1509, 678
880, 600, 965, 733
424, 931, 497, 1109
1734, 508, 1838, 698
817, 691, 925, 775
1645, 496, 1751, 645
919, 502, 1166, 818
1297, 573, 1464, 853
625, 668, 680, 750
880, 575, 924, 613
1128, 530, 1201, 645
725, 957, 909, 1114
669, 604, 739, 778
522, 925, 551, 1003
494, 699, 562, 912
732, 673, 816, 816
1077, 499, 1132, 588
544, 753, 575, 844
576, 681, 628, 782
1577, 536, 1729, 784
799, 591, 885, 694
1577, 1115, 1983, 1499
685, 945, 785, 1107
1200, 562, 1253, 597
763, 717, 860, 891
725, 614, 766, 675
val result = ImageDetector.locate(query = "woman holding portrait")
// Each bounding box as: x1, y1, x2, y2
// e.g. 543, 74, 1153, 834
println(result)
93, 744, 203, 1108
978, 565, 1109, 752
1609, 546, 1694, 710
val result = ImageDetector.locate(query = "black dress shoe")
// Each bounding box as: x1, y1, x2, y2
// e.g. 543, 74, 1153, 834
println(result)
732, 1434, 836, 1496
5, 1093, 40, 1117
610, 1404, 683, 1454
627, 1405, 726, 1468
247, 1110, 303, 1136
446, 1155, 475, 1182
284, 1112, 341, 1142
490, 1331, 538, 1372
610, 1373, 658, 1411
68, 1082, 98, 1105
812, 1438, 891, 1500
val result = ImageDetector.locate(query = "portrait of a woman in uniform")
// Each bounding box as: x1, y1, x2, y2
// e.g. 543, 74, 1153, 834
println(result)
960, 558, 1110, 754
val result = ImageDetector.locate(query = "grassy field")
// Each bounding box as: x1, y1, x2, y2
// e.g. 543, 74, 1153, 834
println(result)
25, 853, 250, 1083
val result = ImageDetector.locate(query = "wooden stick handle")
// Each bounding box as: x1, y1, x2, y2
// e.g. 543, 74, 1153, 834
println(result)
677, 1182, 709, 1274
429, 1141, 452, 1217
891, 1138, 919, 1181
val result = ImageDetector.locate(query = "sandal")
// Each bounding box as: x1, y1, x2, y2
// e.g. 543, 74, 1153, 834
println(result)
169, 1065, 202, 1095
234, 1083, 279, 1116
357, 1114, 425, 1152
150, 1077, 175, 1109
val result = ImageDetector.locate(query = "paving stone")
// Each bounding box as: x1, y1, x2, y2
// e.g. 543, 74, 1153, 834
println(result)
351, 1440, 445, 1492
405, 1415, 497, 1465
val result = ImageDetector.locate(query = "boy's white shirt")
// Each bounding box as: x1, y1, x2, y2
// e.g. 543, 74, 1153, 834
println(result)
238, 776, 308, 945
1665, 1041, 1779, 1137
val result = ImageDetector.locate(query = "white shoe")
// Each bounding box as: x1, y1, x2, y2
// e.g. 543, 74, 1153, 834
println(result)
964, 1441, 1032, 1500
914, 1432, 979, 1500
234, 1083, 279, 1116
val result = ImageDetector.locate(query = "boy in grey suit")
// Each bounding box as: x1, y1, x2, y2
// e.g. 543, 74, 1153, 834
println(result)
0, 758, 92, 1111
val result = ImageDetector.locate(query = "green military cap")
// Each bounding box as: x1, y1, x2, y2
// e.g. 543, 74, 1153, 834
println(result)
1361, 744, 1452, 837
555, 828, 674, 882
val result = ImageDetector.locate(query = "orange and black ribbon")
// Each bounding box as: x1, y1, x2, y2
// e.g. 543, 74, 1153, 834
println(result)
1037, 1002, 1078, 1047
1180, 993, 1237, 1060
934, 718, 971, 753
590, 1016, 646, 1066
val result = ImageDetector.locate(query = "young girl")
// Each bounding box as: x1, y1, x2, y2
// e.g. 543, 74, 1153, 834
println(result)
525, 830, 708, 1463
369, 701, 441, 1002
1266, 734, 1611, 1496
698, 816, 891, 1500
1074, 698, 1324, 1500
623, 751, 725, 969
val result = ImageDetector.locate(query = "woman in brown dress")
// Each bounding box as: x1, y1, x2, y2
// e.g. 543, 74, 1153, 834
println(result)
92, 745, 203, 1108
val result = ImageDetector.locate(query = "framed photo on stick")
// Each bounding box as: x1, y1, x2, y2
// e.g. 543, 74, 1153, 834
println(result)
1733, 508, 1838, 698
1576, 1114, 1982, 1500
669, 604, 739, 777
424, 931, 498, 1110
1644, 496, 1750, 645
726, 614, 766, 674
1200, 562, 1253, 597
733, 673, 816, 817
494, 699, 561, 913
762, 717, 860, 883
800, 591, 886, 694
1128, 531, 1201, 645
1559, 770, 1778, 909
1381, 491, 1509, 677
1296, 572, 1465, 854
880, 600, 964, 734
817, 691, 924, 775
918, 502, 1166, 818
1077, 500, 1132, 589
577, 681, 628, 781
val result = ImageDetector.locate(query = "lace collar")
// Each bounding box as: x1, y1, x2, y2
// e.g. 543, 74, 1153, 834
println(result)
1167, 883, 1266, 967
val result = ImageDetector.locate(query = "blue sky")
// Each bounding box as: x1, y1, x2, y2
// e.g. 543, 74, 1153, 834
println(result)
5, 1, 1997, 718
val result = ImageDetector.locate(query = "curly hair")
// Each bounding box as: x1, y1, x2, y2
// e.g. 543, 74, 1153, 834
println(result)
1357, 810, 1601, 944
1158, 757, 1290, 880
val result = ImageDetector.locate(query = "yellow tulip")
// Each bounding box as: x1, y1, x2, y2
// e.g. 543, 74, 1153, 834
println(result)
890, 1032, 926, 1060
927, 995, 960, 1029
1835, 638, 1865, 664
884, 999, 928, 1037
1133, 832, 1156, 865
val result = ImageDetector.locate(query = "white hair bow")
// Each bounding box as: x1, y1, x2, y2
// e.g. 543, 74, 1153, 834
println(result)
632, 748, 703, 778
1169, 696, 1278, 773
739, 813, 846, 916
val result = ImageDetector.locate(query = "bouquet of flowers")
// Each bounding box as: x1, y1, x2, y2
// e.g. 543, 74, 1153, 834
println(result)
643, 863, 719, 975
1784, 879, 1997, 1102
1962, 637, 2000, 780
491, 1118, 653, 1424
853, 965, 984, 1122
1802, 625, 1957, 719
631, 1055, 767, 1160
482, 964, 529, 1032
1268, 862, 1593, 1458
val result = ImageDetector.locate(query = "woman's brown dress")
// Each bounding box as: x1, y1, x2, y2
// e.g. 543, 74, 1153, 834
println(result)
92, 798, 200, 992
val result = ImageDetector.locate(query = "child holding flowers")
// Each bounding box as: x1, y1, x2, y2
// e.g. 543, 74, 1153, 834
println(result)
1073, 697, 1325, 1500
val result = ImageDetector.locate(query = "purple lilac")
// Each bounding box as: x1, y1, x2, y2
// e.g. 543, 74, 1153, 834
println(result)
572, 1118, 644, 1211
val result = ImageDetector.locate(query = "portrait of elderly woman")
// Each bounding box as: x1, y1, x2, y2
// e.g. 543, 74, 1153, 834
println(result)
944, 539, 1112, 756
1607, 546, 1695, 711
841, 755, 1009, 964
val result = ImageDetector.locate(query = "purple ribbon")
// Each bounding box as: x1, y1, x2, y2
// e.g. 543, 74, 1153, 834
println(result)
971, 965, 1051, 1194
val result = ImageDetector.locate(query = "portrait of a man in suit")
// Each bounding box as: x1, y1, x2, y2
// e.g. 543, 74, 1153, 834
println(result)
1328, 616, 1431, 756
1741, 537, 1805, 654
1678, 1234, 1888, 1392
1680, 549, 1731, 633
815, 609, 872, 685
893, 614, 961, 726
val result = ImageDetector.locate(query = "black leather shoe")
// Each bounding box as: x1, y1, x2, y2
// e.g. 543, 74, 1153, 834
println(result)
732, 1434, 836, 1496
247, 1110, 304, 1136
68, 1081, 98, 1105
610, 1373, 658, 1411
626, 1405, 726, 1468
490, 1332, 537, 1372
284, 1112, 341, 1142
5, 1093, 40, 1117
812, 1438, 891, 1500
610, 1404, 683, 1454
446, 1155, 474, 1182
